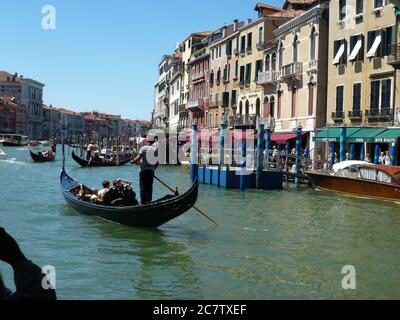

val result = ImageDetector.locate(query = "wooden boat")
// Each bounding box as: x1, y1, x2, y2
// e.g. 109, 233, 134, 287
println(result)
30, 150, 55, 162
60, 169, 199, 227
71, 150, 130, 167
306, 161, 400, 202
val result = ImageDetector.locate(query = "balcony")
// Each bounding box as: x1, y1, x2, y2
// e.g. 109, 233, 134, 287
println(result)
331, 111, 345, 121
280, 62, 303, 82
233, 48, 239, 56
246, 46, 252, 55
348, 110, 362, 121
228, 115, 258, 127
240, 48, 246, 57
191, 71, 204, 83
239, 81, 245, 88
387, 44, 400, 68
366, 108, 393, 121
256, 42, 266, 51
257, 71, 279, 85
187, 99, 204, 111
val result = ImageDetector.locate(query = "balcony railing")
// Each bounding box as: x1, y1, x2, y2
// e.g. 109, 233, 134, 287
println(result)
331, 111, 345, 121
240, 48, 246, 56
387, 44, 400, 68
246, 46, 252, 54
281, 62, 303, 80
256, 42, 266, 51
233, 48, 239, 56
348, 110, 362, 120
239, 81, 245, 88
187, 99, 204, 110
257, 71, 279, 85
191, 71, 204, 82
228, 115, 258, 127
366, 108, 393, 120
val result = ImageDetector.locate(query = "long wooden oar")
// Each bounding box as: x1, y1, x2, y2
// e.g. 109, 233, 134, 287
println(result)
154, 175, 218, 226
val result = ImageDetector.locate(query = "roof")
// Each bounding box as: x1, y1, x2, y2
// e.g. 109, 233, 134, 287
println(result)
254, 3, 283, 11
283, 0, 320, 9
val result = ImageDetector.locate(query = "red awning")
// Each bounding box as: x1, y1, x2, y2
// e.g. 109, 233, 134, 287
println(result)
270, 133, 297, 144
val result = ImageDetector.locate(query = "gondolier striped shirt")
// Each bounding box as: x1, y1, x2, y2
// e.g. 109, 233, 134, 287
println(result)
138, 145, 158, 172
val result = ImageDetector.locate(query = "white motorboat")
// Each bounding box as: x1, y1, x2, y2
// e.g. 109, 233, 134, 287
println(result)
0, 148, 8, 160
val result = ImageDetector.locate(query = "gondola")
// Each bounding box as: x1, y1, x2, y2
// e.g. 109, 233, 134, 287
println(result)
71, 150, 130, 167
30, 150, 56, 162
60, 169, 199, 227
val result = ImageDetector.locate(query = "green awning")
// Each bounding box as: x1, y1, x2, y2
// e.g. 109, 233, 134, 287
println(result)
374, 128, 400, 143
347, 128, 388, 143
314, 127, 362, 142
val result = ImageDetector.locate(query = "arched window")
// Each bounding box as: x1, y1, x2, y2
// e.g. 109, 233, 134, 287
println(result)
239, 101, 243, 115
256, 98, 261, 117
227, 63, 231, 81
245, 100, 249, 115
210, 70, 214, 86
293, 34, 299, 63
235, 61, 239, 79
310, 27, 316, 61
279, 41, 284, 68
217, 67, 221, 84
264, 96, 269, 117
270, 96, 275, 118
271, 52, 277, 71
265, 55, 271, 72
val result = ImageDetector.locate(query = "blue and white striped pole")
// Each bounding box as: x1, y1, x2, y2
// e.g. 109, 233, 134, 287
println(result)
240, 140, 246, 192
374, 145, 380, 164
265, 126, 271, 170
295, 126, 302, 185
391, 144, 396, 165
256, 124, 265, 189
349, 144, 355, 161
339, 126, 347, 162
191, 122, 198, 182
285, 143, 290, 173
220, 122, 227, 166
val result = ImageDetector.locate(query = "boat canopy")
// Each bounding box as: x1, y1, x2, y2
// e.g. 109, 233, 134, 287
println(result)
333, 160, 370, 172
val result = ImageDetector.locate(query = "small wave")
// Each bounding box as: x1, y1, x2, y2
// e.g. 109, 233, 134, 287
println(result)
243, 227, 257, 232
0, 158, 24, 165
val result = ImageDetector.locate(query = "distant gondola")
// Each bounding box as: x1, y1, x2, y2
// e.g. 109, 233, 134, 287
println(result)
60, 169, 199, 227
71, 150, 130, 167
30, 150, 56, 162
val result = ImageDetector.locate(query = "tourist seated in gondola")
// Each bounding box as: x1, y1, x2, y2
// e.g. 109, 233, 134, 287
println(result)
103, 179, 138, 206
91, 151, 102, 162
97, 180, 110, 203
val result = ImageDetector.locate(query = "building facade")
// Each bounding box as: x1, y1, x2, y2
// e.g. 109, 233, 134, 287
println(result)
271, 2, 328, 154
42, 105, 61, 140
0, 71, 44, 140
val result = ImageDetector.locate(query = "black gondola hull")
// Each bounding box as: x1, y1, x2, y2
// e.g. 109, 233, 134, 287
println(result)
60, 169, 198, 227
30, 150, 55, 162
72, 150, 130, 167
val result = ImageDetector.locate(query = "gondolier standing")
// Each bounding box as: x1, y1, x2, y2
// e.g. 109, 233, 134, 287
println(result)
134, 135, 158, 205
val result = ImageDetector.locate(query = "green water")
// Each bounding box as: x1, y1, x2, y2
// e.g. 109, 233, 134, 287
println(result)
0, 146, 400, 299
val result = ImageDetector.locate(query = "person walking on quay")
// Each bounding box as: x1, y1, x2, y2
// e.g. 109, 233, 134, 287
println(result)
384, 151, 392, 166
365, 154, 371, 163
133, 136, 159, 205
0, 227, 57, 300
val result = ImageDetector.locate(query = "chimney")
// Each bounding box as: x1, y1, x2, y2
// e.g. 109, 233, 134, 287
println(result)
233, 19, 239, 32
247, 19, 252, 25
222, 26, 227, 38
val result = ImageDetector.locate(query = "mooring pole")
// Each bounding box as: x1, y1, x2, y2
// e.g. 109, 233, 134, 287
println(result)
220, 121, 227, 166
340, 125, 347, 162
295, 126, 302, 186
256, 123, 265, 189
191, 122, 198, 183
240, 140, 246, 192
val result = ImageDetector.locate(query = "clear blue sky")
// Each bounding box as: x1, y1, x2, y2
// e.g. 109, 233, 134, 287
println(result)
0, 0, 283, 120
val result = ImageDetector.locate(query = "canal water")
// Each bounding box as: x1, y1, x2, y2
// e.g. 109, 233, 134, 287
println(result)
0, 145, 399, 299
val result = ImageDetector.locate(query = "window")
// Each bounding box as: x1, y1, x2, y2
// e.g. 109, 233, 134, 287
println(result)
277, 92, 282, 119
339, 0, 346, 21
353, 83, 361, 111
308, 84, 314, 116
293, 35, 299, 62
374, 0, 383, 9
209, 94, 213, 106
210, 70, 214, 86
216, 93, 220, 106
227, 63, 231, 81
217, 67, 221, 84
226, 40, 232, 56
240, 65, 245, 82
336, 85, 344, 112
235, 61, 239, 79
291, 88, 297, 118
264, 55, 270, 72
368, 27, 394, 58
349, 34, 364, 62
271, 53, 277, 71
245, 63, 252, 83
279, 42, 284, 68
356, 0, 363, 15
231, 90, 237, 108
310, 27, 316, 61
241, 36, 246, 51
333, 39, 347, 65
381, 79, 392, 110
259, 27, 263, 44
255, 60, 263, 80
247, 33, 252, 50
223, 65, 227, 82
371, 80, 380, 110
